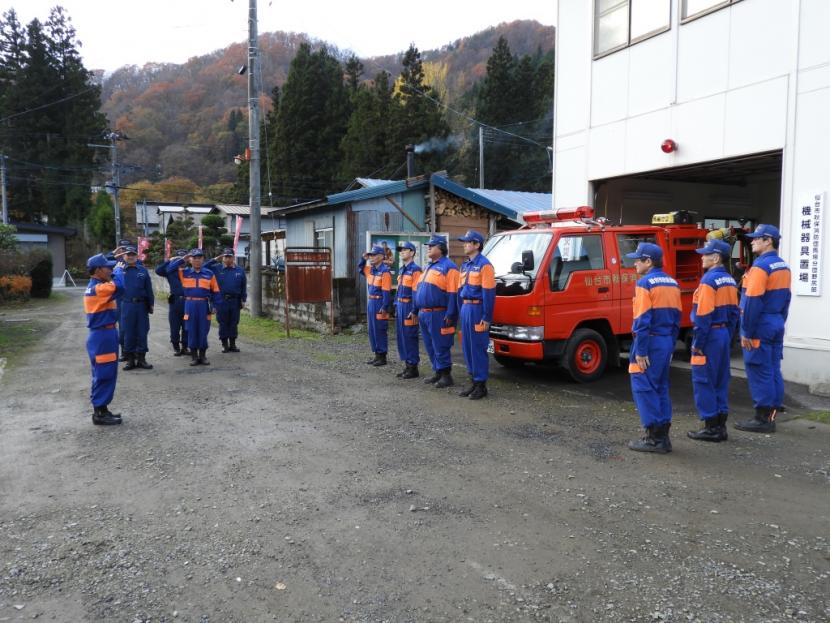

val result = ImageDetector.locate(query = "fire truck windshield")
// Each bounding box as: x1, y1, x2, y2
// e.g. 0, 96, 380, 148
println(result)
483, 232, 552, 296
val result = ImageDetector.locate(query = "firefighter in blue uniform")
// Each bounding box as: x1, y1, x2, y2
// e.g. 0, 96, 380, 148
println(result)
155, 249, 190, 356
206, 248, 247, 353
395, 241, 422, 379
414, 236, 460, 389
107, 240, 132, 361
626, 242, 682, 453
167, 249, 222, 366
84, 253, 124, 425
457, 230, 496, 400
358, 245, 392, 367
687, 239, 740, 442
735, 224, 791, 433
114, 246, 154, 371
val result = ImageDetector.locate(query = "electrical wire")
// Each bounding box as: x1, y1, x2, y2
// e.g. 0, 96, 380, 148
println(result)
0, 86, 99, 124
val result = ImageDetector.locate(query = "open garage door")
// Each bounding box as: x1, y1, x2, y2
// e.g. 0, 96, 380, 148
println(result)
591, 150, 783, 232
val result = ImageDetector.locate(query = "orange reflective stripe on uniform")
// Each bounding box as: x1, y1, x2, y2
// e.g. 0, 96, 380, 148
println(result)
690, 355, 707, 365
411, 270, 421, 290
714, 285, 738, 307
766, 269, 791, 291
210, 276, 221, 292
381, 272, 392, 291
424, 270, 447, 290
181, 277, 198, 289
632, 286, 652, 319
83, 282, 118, 314
743, 266, 768, 297
446, 268, 460, 293
650, 285, 682, 310
628, 362, 643, 374
694, 283, 716, 316
480, 264, 496, 289
95, 352, 118, 364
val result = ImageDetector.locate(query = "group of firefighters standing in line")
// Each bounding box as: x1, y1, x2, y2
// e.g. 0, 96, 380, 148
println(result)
82, 243, 247, 425
359, 230, 496, 401
359, 224, 791, 453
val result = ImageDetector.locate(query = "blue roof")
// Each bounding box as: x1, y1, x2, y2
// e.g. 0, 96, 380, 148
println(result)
326, 178, 429, 207
430, 175, 552, 223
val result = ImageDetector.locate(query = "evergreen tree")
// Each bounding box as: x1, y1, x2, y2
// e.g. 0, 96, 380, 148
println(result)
340, 71, 396, 182
88, 191, 115, 248
344, 54, 363, 95
192, 214, 232, 257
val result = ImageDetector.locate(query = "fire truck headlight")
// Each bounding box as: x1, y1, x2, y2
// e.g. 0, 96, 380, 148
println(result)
509, 325, 544, 341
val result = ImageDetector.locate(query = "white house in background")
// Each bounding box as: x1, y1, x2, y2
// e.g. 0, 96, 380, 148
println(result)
553, 0, 830, 389
214, 204, 283, 263
134, 202, 218, 237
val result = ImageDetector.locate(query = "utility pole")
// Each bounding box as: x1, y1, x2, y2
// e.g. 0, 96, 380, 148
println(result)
142, 198, 148, 238
1, 154, 8, 225
109, 132, 122, 246
479, 126, 485, 189
248, 0, 262, 316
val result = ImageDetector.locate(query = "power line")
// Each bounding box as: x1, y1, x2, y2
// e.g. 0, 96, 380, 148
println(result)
0, 86, 99, 124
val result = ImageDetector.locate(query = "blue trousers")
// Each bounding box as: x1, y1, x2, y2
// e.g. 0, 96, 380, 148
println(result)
419, 309, 455, 372
184, 299, 212, 350
691, 328, 732, 420
216, 299, 241, 340
629, 335, 675, 428
744, 340, 784, 409
87, 327, 118, 408
121, 301, 150, 353
395, 301, 419, 365
367, 298, 388, 354
460, 303, 490, 382
168, 295, 187, 346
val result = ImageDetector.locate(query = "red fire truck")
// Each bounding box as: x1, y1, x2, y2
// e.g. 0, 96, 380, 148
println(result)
483, 207, 709, 382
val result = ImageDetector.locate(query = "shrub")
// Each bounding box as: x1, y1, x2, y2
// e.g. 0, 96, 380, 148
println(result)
0, 274, 32, 301
28, 250, 53, 298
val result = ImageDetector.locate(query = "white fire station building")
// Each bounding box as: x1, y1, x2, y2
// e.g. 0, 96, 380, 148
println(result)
553, 0, 830, 389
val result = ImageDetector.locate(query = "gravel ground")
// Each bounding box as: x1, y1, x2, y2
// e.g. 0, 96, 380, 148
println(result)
1, 290, 828, 622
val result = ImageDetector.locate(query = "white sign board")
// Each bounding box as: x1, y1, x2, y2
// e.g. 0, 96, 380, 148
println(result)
792, 191, 825, 297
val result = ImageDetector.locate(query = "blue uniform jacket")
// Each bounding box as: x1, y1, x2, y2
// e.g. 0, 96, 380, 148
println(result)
84, 274, 124, 328
396, 262, 422, 302
205, 260, 248, 301
155, 260, 185, 296
414, 256, 460, 323
458, 253, 496, 323
358, 258, 392, 310
740, 251, 791, 343
631, 268, 682, 357
691, 266, 739, 351
114, 263, 154, 307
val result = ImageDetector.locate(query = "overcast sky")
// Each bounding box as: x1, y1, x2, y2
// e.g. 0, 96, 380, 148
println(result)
4, 0, 555, 72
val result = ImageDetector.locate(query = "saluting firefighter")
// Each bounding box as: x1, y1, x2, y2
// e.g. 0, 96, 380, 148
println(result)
626, 242, 682, 454
206, 248, 247, 353
84, 253, 124, 426
735, 224, 791, 433
155, 249, 191, 356
687, 239, 740, 442
166, 249, 222, 366
395, 241, 422, 379
457, 230, 495, 400
358, 245, 392, 367
113, 245, 155, 371
107, 240, 134, 361
413, 236, 460, 389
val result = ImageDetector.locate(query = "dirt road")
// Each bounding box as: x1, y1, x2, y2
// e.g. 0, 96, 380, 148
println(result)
1, 290, 828, 622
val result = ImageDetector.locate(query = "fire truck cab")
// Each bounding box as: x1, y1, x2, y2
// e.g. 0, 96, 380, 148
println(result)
483, 207, 708, 382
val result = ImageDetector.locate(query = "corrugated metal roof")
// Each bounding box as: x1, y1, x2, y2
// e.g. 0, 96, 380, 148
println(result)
430, 175, 551, 223
355, 177, 393, 188
326, 178, 429, 206
216, 204, 280, 216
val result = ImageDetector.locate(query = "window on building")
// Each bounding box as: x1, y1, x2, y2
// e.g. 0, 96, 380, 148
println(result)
315, 227, 334, 272
550, 235, 605, 292
594, 0, 671, 58
682, 0, 741, 21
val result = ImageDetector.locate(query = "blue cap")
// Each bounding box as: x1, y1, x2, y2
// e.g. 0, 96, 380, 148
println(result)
118, 239, 132, 247
123, 245, 137, 254
175, 249, 187, 257
625, 242, 663, 262
425, 235, 447, 247
190, 248, 205, 257
397, 241, 416, 253
696, 240, 731, 257
222, 247, 234, 256
457, 230, 485, 245
744, 224, 780, 240
368, 245, 384, 256
87, 253, 117, 270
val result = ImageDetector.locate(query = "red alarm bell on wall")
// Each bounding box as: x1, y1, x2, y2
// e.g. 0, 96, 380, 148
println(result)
661, 139, 677, 154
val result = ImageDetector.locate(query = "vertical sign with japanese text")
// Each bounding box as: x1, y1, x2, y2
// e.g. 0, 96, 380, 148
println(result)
793, 191, 825, 296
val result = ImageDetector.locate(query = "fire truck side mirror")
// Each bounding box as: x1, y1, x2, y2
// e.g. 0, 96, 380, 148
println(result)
521, 250, 535, 272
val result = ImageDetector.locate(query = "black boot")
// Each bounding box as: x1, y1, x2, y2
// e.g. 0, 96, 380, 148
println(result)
717, 413, 729, 441
468, 381, 488, 400
92, 406, 121, 426
123, 353, 136, 370
229, 338, 240, 352
189, 351, 200, 366
372, 352, 387, 367
100, 405, 121, 421
628, 424, 671, 454
396, 365, 407, 378
734, 407, 776, 433
458, 380, 476, 397
119, 350, 128, 362
401, 364, 419, 379
221, 338, 230, 353
366, 354, 380, 365
434, 369, 454, 388
687, 416, 723, 442
172, 342, 183, 356
198, 349, 210, 365
136, 352, 153, 370
423, 371, 441, 384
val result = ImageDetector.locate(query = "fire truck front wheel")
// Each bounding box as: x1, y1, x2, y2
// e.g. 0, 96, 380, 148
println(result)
562, 328, 608, 383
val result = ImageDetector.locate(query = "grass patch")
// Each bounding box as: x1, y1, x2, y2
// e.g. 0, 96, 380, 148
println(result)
803, 410, 830, 425
237, 314, 318, 342
0, 320, 41, 364
0, 293, 69, 370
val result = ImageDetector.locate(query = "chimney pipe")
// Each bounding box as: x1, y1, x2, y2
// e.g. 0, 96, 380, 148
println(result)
405, 144, 415, 178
